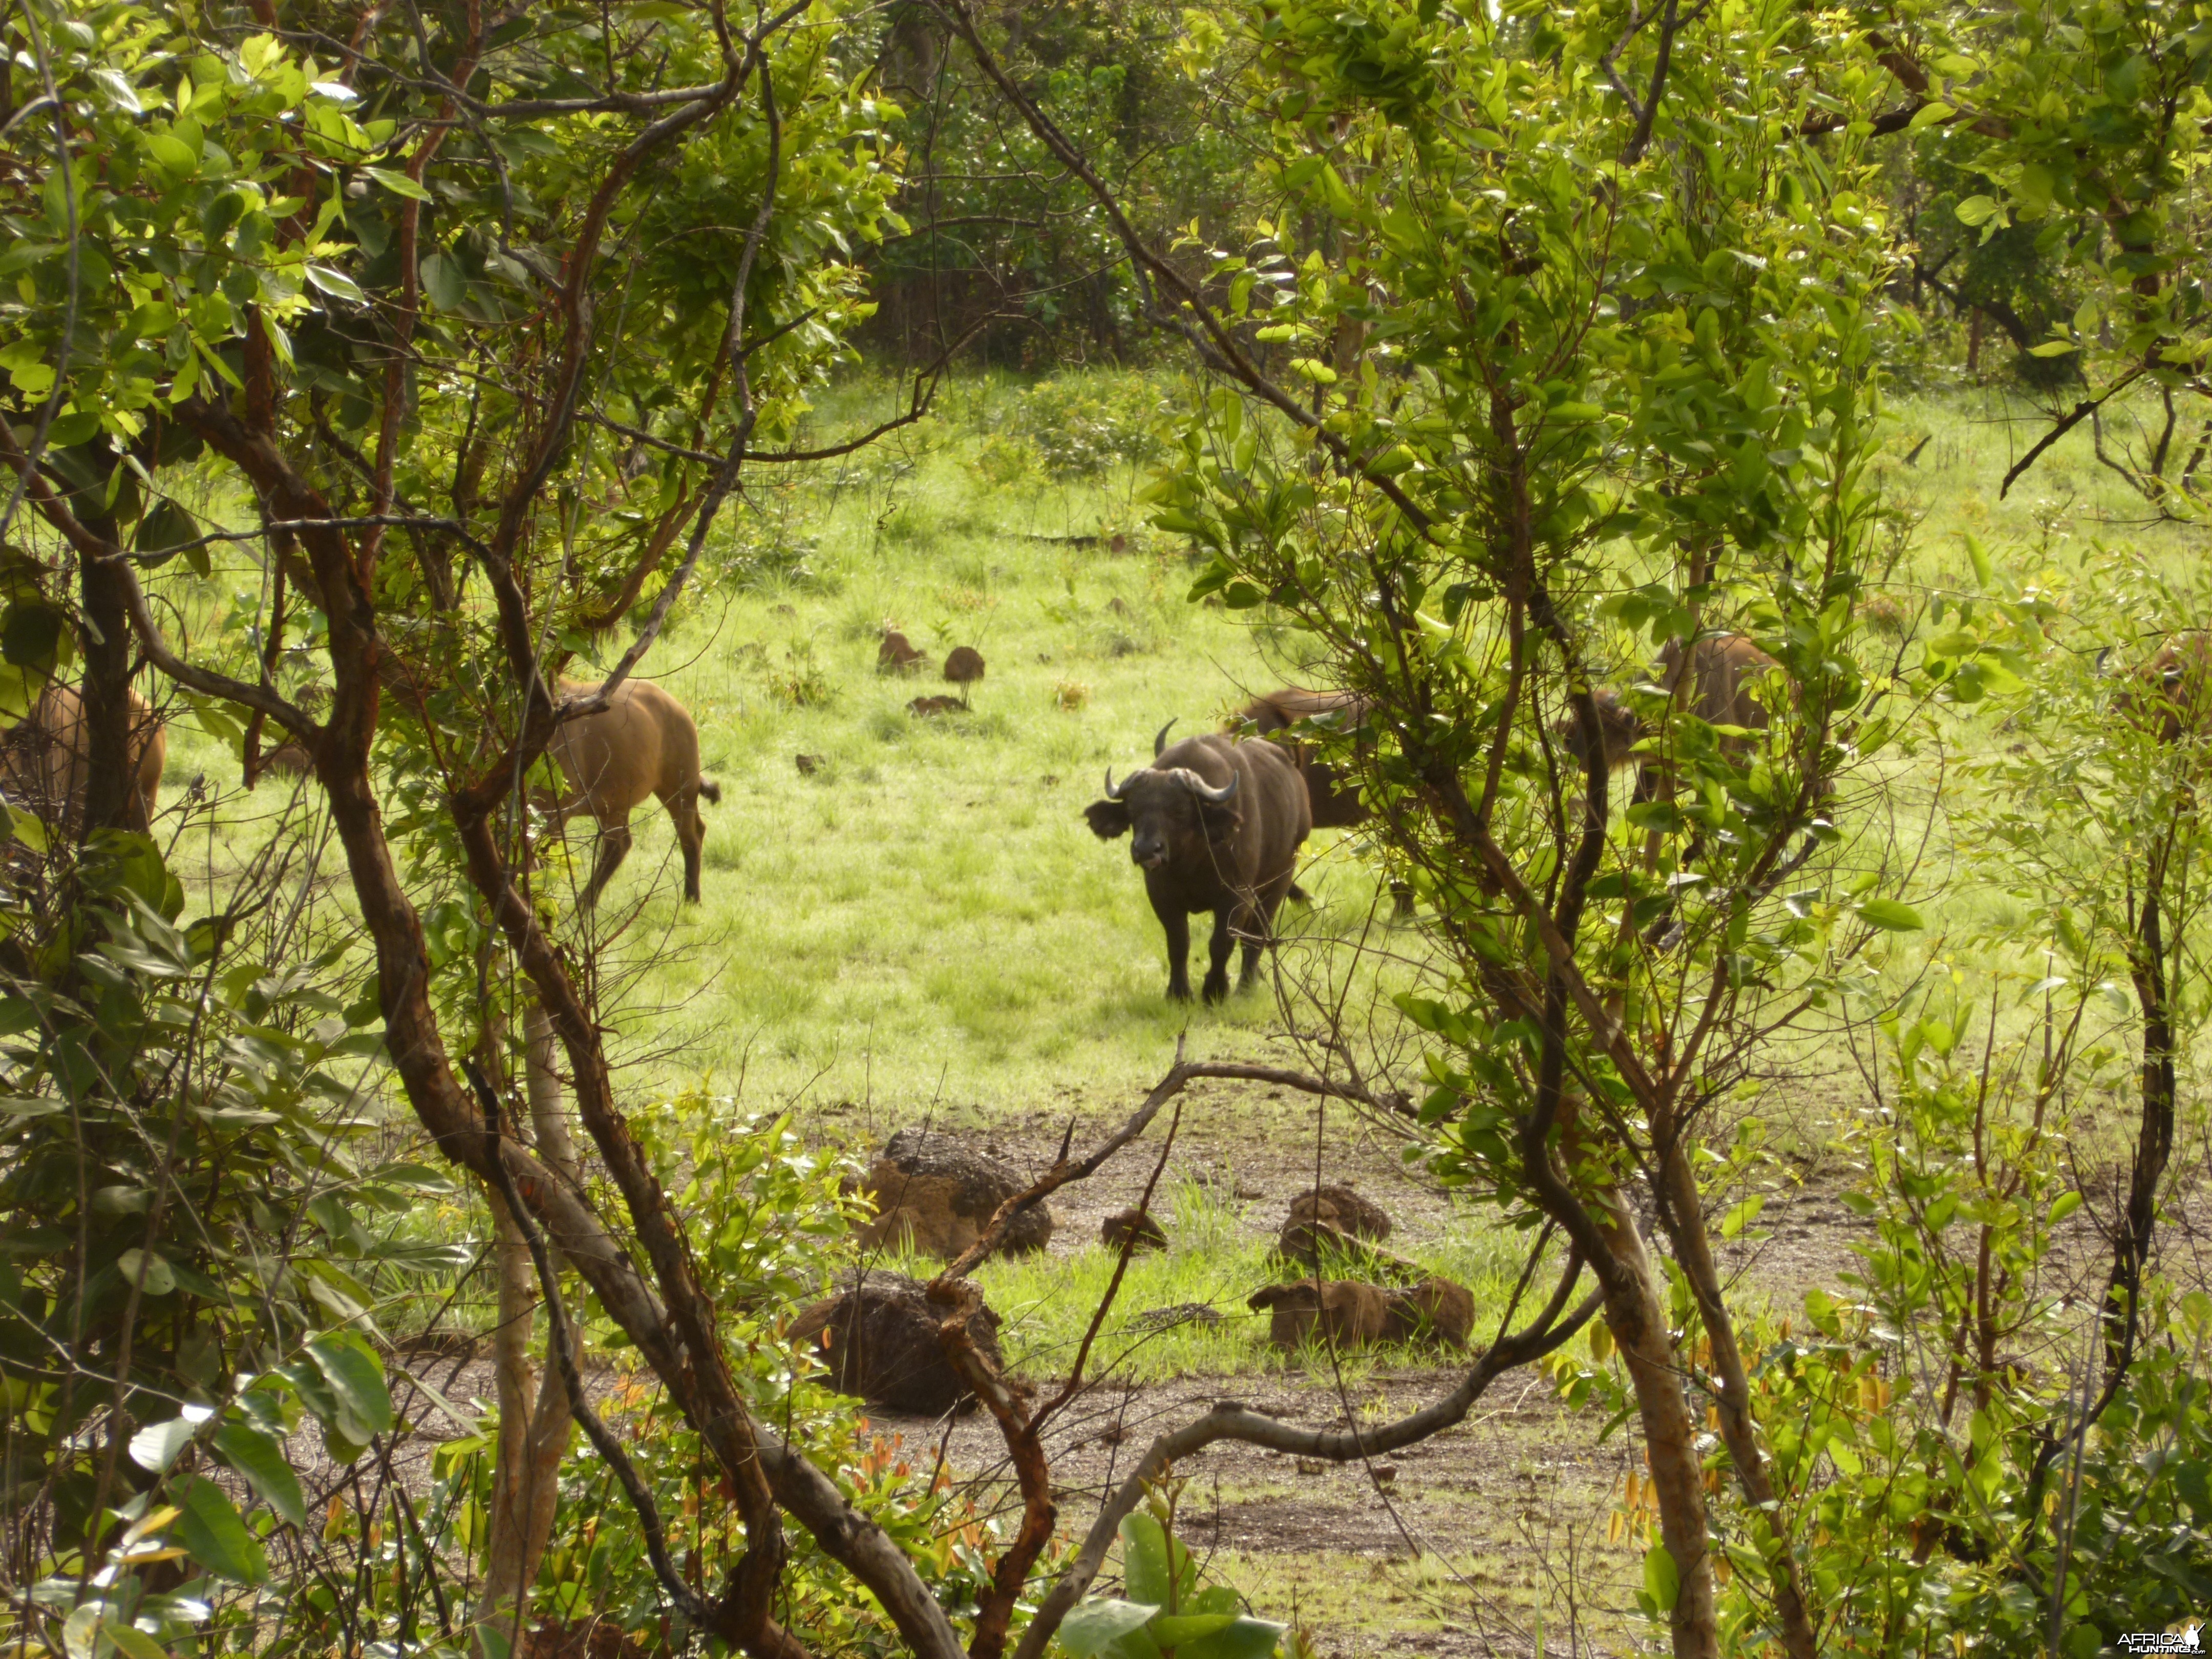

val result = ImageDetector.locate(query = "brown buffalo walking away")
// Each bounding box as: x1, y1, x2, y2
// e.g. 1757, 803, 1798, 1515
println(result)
547, 677, 720, 906
1, 682, 166, 833
1084, 727, 1309, 1002
2115, 630, 2212, 742
1239, 686, 1372, 828
1565, 633, 1782, 783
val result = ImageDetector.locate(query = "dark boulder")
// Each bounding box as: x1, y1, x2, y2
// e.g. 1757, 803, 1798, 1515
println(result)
786, 1272, 1005, 1417
1248, 1273, 1475, 1352
1287, 1184, 1392, 1240
1277, 1184, 1400, 1268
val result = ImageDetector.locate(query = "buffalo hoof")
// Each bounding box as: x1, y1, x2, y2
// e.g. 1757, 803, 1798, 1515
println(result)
1166, 982, 1193, 1002
1201, 977, 1229, 1005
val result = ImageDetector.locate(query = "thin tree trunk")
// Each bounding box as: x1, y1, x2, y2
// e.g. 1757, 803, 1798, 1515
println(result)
2111, 857, 2177, 1377
1966, 306, 1983, 374
77, 518, 136, 835
474, 1004, 580, 1659
1593, 1187, 1719, 1659
1655, 1138, 1818, 1659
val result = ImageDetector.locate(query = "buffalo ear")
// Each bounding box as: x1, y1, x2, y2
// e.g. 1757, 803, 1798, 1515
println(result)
1084, 799, 1132, 840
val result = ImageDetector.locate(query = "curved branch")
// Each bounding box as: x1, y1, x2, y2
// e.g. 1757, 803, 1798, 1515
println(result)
2002, 368, 2146, 498
0, 424, 316, 739
931, 1051, 1382, 1281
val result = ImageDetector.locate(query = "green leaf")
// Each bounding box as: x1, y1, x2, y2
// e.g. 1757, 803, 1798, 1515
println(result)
2, 601, 68, 671
307, 1330, 393, 1438
305, 265, 366, 304
1056, 1600, 1161, 1658
103, 1623, 169, 1659
1953, 195, 1998, 227
135, 498, 201, 568
1643, 1543, 1679, 1613
1720, 1196, 1766, 1240
1148, 1614, 1238, 1646
1964, 534, 1991, 589
2047, 1189, 2083, 1225
1179, 1619, 1287, 1659
117, 1248, 177, 1296
90, 68, 142, 114
1908, 100, 1955, 128
361, 165, 432, 201
2028, 339, 2077, 357
1856, 899, 1924, 932
129, 1416, 199, 1473
174, 1475, 269, 1584
420, 251, 465, 311
144, 132, 199, 178
1120, 1513, 1195, 1609
214, 1420, 307, 1527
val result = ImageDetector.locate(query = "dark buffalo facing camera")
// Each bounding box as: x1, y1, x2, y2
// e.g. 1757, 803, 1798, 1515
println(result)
1084, 725, 1311, 1003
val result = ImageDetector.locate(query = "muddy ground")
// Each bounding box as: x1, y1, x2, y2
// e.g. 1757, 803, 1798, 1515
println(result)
367, 1069, 2207, 1658
792, 1071, 1901, 1656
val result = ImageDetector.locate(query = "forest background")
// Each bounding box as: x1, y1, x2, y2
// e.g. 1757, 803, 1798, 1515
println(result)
1, 1, 2209, 1658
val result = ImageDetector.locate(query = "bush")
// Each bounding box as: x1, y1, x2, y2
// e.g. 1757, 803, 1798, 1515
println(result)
998, 373, 1171, 480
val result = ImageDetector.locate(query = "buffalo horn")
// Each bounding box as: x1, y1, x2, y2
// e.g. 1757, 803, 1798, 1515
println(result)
1104, 768, 1140, 800
1170, 767, 1239, 804
1154, 718, 1178, 758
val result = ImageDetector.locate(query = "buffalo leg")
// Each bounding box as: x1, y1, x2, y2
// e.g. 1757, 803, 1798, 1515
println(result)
1202, 909, 1235, 1004
1237, 890, 1282, 994
580, 819, 633, 909
1160, 906, 1193, 1001
668, 786, 706, 903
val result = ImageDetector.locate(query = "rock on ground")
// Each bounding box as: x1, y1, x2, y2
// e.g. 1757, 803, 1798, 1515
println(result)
1247, 1275, 1475, 1352
1249, 1279, 1394, 1349
852, 1128, 1054, 1260
1100, 1206, 1168, 1253
786, 1271, 1006, 1416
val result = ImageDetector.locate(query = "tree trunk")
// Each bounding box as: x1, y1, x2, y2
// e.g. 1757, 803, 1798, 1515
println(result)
1655, 1138, 1818, 1659
1593, 1188, 1719, 1659
77, 521, 136, 836
473, 1004, 581, 1659
1965, 306, 1984, 374
2111, 856, 2177, 1377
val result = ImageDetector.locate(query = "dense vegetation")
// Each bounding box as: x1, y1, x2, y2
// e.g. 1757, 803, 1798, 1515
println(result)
1, 0, 2208, 1657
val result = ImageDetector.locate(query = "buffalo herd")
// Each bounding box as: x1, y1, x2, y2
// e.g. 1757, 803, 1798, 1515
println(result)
15, 624, 2209, 1004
